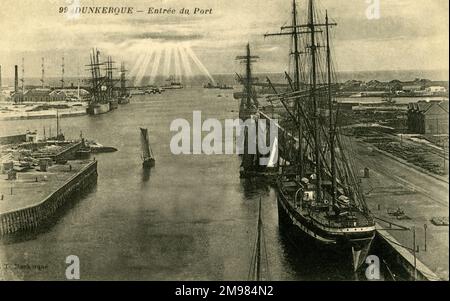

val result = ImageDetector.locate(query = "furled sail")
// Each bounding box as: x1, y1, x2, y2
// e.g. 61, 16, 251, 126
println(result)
140, 128, 152, 160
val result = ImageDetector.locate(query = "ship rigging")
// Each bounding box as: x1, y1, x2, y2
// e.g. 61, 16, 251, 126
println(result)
264, 0, 376, 271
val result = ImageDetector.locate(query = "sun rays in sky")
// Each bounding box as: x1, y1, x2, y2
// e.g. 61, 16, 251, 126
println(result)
126, 42, 216, 86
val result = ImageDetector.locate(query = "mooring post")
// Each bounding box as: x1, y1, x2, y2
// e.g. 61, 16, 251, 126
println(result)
424, 224, 427, 252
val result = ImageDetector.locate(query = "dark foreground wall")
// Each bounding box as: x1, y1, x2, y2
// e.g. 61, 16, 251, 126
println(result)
0, 134, 27, 145
0, 161, 97, 236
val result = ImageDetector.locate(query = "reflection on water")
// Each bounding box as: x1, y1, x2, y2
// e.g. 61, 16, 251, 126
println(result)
141, 168, 151, 183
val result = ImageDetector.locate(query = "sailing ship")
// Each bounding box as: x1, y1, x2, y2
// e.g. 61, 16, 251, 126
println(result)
118, 62, 131, 104
140, 128, 155, 168
86, 50, 118, 115
265, 0, 375, 272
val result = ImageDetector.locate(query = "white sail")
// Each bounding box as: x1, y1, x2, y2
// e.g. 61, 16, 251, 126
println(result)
267, 137, 278, 168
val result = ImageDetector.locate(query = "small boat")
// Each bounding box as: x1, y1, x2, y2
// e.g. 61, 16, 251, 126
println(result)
89, 142, 118, 153
161, 76, 183, 89
118, 95, 131, 104
219, 84, 233, 90
140, 127, 155, 168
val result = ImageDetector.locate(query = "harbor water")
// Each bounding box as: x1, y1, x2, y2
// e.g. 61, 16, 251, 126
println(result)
1, 88, 389, 280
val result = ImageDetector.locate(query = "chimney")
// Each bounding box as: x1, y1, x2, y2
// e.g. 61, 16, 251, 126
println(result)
0, 65, 2, 90
14, 65, 18, 92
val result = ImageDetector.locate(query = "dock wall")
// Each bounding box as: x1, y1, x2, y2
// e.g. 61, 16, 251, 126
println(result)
375, 229, 440, 281
0, 160, 97, 237
0, 134, 27, 145
33, 141, 83, 161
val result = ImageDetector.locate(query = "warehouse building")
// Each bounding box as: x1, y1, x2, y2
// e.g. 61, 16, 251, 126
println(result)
407, 100, 449, 135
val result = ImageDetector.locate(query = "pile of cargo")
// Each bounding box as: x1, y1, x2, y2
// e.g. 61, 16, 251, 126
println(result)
363, 138, 444, 175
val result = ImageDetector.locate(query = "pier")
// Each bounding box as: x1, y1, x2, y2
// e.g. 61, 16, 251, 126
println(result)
353, 137, 448, 280
0, 160, 97, 236
253, 103, 448, 280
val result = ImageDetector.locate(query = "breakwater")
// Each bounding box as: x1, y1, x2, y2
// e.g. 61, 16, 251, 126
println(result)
0, 160, 97, 236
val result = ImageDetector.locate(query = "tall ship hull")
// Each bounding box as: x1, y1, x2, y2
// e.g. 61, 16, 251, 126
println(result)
276, 176, 375, 271
86, 102, 111, 115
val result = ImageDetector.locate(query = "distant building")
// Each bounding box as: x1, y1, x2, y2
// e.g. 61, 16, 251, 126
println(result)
11, 90, 26, 102
50, 88, 90, 101
12, 88, 89, 102
407, 100, 449, 135
402, 85, 423, 93
366, 80, 388, 91
12, 88, 51, 102
49, 90, 68, 101
426, 86, 447, 94
389, 80, 403, 92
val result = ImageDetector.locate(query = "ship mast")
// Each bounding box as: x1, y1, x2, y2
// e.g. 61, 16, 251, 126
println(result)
56, 109, 59, 138
120, 62, 127, 97
244, 43, 258, 110
292, 0, 303, 177
325, 11, 337, 207
236, 43, 259, 117
292, 0, 301, 91
41, 57, 45, 88
21, 57, 25, 94
308, 0, 322, 202
248, 198, 270, 281
61, 55, 65, 89
87, 49, 106, 104
265, 0, 304, 177
255, 199, 262, 280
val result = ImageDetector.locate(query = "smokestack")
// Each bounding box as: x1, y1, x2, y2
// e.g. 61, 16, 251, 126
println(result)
0, 65, 2, 90
14, 65, 18, 92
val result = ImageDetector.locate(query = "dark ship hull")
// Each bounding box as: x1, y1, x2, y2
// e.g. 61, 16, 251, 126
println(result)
142, 158, 155, 168
86, 103, 111, 115
109, 99, 119, 110
276, 179, 375, 271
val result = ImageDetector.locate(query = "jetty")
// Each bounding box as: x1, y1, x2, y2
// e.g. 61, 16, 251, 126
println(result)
0, 133, 98, 237
0, 160, 97, 236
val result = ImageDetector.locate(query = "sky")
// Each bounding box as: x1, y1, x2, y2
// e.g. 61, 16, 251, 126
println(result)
0, 0, 448, 79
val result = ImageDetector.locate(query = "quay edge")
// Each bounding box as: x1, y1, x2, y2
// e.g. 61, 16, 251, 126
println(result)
0, 160, 97, 237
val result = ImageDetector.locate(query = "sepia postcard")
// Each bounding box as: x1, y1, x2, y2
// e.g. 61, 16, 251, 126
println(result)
0, 0, 448, 286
